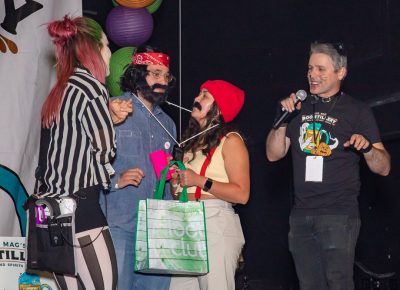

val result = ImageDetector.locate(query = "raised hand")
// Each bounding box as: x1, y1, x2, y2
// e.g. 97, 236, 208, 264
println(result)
109, 98, 133, 124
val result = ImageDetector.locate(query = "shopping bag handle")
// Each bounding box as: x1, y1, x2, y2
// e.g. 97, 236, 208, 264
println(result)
154, 160, 188, 202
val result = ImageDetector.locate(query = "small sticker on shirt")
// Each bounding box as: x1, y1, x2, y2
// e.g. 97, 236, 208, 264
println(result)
164, 141, 171, 150
305, 155, 323, 182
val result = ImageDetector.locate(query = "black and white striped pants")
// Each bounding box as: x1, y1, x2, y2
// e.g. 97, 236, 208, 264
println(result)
54, 186, 118, 290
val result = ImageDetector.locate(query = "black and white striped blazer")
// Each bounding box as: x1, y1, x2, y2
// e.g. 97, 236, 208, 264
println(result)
39, 67, 116, 197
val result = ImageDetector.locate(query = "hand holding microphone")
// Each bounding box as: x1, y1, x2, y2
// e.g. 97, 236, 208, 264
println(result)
273, 90, 307, 129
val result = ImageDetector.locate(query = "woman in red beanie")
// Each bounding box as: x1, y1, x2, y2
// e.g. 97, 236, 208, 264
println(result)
169, 80, 250, 290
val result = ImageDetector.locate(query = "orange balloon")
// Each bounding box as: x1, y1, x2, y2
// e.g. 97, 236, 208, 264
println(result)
115, 0, 156, 8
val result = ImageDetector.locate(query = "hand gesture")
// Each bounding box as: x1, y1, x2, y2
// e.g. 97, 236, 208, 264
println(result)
117, 168, 145, 188
110, 98, 133, 124
343, 134, 372, 153
177, 168, 201, 187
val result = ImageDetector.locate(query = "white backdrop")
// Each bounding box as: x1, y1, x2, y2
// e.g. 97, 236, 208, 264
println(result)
0, 0, 82, 237
1, 1, 82, 288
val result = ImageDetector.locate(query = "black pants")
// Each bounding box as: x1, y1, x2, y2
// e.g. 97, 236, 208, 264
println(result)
73, 185, 108, 233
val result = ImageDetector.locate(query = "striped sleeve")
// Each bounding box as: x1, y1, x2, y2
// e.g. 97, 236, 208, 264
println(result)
40, 70, 116, 197
77, 75, 116, 189
81, 90, 116, 190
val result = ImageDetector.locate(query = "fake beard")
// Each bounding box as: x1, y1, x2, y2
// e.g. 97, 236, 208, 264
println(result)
138, 83, 169, 106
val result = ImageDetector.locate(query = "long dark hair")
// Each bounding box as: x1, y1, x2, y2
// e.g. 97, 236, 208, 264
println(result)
182, 102, 237, 159
119, 45, 175, 93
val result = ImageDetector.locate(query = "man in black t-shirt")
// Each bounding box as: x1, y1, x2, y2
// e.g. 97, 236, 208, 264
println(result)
266, 42, 391, 290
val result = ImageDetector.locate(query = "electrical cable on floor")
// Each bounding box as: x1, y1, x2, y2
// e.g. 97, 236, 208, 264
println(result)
354, 260, 396, 279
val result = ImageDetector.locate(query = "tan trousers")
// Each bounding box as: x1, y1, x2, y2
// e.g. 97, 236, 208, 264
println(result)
169, 199, 245, 290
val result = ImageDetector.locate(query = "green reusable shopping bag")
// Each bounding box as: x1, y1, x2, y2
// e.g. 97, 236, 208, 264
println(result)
134, 160, 209, 275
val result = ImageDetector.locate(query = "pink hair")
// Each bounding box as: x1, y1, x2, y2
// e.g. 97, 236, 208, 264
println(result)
41, 16, 107, 128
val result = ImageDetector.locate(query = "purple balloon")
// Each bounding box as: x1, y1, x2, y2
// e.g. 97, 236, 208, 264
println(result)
106, 7, 154, 47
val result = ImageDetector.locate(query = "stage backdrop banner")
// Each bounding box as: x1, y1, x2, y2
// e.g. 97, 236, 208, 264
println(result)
0, 236, 58, 289
0, 1, 82, 237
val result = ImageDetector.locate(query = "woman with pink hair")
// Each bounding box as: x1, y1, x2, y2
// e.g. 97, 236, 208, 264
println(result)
36, 16, 122, 289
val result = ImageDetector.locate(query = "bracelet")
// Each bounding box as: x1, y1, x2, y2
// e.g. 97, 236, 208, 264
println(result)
203, 178, 213, 192
360, 142, 373, 154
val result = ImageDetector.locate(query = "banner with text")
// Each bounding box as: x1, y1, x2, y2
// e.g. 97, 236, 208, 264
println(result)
0, 237, 58, 289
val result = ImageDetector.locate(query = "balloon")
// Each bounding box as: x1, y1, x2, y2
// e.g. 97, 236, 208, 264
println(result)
106, 47, 136, 97
146, 0, 162, 14
106, 6, 153, 47
116, 0, 155, 9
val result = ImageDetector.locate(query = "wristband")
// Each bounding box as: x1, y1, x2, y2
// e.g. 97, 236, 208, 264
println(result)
203, 178, 213, 192
360, 141, 373, 154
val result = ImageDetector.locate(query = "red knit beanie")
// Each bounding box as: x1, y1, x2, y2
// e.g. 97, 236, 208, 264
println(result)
200, 80, 245, 123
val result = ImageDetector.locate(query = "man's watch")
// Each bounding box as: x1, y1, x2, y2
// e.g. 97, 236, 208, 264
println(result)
203, 178, 213, 192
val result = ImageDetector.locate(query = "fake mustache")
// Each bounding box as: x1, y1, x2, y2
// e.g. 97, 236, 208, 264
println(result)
192, 102, 202, 111
151, 83, 169, 92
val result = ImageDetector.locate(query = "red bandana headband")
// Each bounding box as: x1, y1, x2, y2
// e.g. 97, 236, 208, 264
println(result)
132, 52, 170, 68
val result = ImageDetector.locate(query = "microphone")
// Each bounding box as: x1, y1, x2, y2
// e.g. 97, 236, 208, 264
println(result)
272, 90, 307, 129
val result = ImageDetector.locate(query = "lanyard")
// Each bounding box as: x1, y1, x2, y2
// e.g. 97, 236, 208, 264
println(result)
194, 147, 217, 200
133, 93, 219, 147
312, 92, 342, 154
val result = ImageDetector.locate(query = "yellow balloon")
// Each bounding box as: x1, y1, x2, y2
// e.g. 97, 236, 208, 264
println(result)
116, 0, 156, 9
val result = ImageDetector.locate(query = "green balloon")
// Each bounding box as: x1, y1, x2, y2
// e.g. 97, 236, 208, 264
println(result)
106, 47, 136, 97
146, 0, 163, 14
111, 0, 119, 6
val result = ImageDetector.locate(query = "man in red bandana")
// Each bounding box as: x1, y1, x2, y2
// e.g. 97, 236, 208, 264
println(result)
100, 45, 177, 290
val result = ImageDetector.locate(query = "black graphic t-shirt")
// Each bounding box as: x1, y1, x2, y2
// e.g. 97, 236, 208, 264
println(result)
286, 93, 381, 216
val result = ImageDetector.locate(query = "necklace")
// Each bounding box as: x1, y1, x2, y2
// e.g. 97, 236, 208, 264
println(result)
321, 96, 333, 103
311, 92, 342, 155
319, 91, 342, 103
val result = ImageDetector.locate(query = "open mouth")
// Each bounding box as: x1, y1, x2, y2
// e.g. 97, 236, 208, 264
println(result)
192, 102, 202, 111
151, 84, 168, 94
309, 81, 320, 90
153, 88, 165, 93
